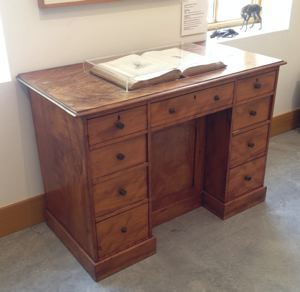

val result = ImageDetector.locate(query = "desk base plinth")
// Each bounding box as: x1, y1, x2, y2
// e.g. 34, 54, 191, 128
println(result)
202, 187, 267, 219
46, 210, 156, 281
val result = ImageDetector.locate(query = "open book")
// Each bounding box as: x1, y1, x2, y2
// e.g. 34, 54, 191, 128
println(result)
90, 48, 226, 90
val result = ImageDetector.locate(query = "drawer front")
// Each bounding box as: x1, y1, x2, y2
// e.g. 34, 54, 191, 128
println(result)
232, 96, 271, 131
150, 93, 196, 127
87, 106, 147, 146
195, 83, 234, 113
228, 156, 266, 199
97, 203, 149, 257
230, 125, 269, 167
90, 135, 146, 178
93, 167, 148, 217
236, 71, 276, 102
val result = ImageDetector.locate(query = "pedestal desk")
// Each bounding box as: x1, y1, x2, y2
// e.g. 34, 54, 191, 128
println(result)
17, 44, 285, 281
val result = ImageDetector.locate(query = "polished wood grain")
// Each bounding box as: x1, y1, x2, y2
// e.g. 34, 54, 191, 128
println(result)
46, 210, 98, 279
204, 110, 231, 202
236, 70, 276, 103
202, 187, 266, 219
95, 237, 156, 280
193, 117, 206, 193
232, 96, 271, 131
47, 208, 156, 281
18, 43, 285, 281
87, 105, 147, 146
29, 90, 98, 260
227, 156, 266, 200
150, 92, 196, 127
230, 124, 269, 167
17, 44, 285, 117
194, 82, 234, 113
152, 191, 201, 226
93, 166, 148, 217
151, 121, 196, 212
90, 135, 146, 178
150, 82, 233, 127
97, 203, 149, 257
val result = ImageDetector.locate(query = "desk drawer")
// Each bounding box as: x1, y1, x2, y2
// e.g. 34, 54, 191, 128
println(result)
236, 71, 276, 103
232, 96, 271, 131
195, 82, 234, 113
97, 203, 149, 257
150, 83, 234, 127
151, 93, 196, 127
228, 156, 266, 199
90, 135, 146, 178
230, 125, 269, 167
87, 106, 147, 146
93, 167, 148, 217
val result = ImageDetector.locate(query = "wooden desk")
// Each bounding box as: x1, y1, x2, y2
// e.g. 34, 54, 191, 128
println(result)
17, 44, 285, 281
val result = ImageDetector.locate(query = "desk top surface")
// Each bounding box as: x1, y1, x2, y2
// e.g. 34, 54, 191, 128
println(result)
17, 43, 285, 117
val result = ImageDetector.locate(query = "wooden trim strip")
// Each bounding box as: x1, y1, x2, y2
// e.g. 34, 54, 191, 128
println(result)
38, 0, 113, 9
0, 195, 45, 238
271, 109, 300, 137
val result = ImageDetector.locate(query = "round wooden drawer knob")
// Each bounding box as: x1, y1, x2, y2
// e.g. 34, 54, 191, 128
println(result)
116, 153, 125, 160
244, 175, 252, 181
254, 81, 262, 89
118, 188, 127, 196
249, 110, 257, 116
120, 227, 128, 233
169, 108, 176, 114
115, 120, 125, 129
214, 95, 220, 101
247, 142, 255, 148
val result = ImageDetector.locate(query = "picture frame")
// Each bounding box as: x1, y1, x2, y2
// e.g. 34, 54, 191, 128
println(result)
38, 0, 112, 8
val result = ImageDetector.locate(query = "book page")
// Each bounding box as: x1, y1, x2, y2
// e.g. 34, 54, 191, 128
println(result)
145, 48, 225, 73
90, 46, 226, 90
94, 54, 176, 81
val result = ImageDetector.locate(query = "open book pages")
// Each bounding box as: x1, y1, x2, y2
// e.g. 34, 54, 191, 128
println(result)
90, 47, 226, 90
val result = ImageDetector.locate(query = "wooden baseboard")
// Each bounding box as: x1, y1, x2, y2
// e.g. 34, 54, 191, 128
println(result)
271, 109, 300, 137
0, 194, 45, 238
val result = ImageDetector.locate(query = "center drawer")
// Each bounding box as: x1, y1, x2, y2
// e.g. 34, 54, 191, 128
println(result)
90, 135, 146, 178
195, 82, 234, 113
93, 167, 148, 217
97, 203, 149, 257
150, 82, 234, 127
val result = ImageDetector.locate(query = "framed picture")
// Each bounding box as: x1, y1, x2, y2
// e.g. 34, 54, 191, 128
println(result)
38, 0, 112, 8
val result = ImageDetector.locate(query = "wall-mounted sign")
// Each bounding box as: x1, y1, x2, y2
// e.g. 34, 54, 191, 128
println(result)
38, 0, 110, 8
181, 0, 207, 36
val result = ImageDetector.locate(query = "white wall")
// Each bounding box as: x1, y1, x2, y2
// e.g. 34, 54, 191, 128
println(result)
0, 0, 299, 207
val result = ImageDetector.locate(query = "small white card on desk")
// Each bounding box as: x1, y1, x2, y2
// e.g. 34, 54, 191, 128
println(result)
181, 0, 208, 36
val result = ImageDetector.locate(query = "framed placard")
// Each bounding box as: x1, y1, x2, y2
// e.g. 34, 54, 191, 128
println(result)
38, 0, 112, 8
181, 0, 207, 36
